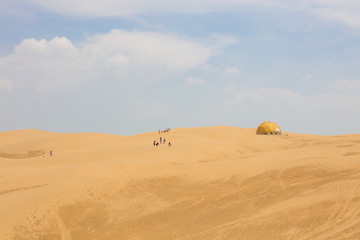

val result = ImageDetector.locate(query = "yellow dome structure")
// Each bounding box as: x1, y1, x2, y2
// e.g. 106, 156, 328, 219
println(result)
256, 121, 282, 135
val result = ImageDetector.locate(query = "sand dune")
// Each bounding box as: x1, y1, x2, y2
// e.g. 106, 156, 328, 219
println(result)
1, 126, 360, 240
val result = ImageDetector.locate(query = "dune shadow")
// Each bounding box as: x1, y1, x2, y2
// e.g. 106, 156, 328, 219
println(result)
0, 150, 44, 159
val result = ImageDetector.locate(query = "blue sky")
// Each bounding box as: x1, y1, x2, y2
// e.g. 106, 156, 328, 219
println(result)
1, 0, 360, 135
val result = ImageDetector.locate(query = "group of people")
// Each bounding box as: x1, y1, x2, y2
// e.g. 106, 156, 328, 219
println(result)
153, 137, 172, 147
154, 128, 172, 147
158, 128, 171, 133
42, 150, 53, 158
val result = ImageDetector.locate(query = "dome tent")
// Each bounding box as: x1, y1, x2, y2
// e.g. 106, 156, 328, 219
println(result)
256, 121, 282, 135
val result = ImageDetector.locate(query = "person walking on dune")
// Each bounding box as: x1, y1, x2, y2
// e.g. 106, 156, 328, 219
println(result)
50, 150, 53, 157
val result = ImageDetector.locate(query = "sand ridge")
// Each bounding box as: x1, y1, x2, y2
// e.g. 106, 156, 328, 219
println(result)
1, 126, 360, 239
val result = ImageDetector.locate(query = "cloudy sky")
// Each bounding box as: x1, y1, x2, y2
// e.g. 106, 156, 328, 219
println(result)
1, 0, 360, 135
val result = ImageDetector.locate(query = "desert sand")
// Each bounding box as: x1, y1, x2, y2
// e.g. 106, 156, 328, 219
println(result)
1, 126, 360, 240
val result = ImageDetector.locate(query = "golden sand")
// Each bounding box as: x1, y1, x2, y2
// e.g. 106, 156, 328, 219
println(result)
1, 126, 360, 239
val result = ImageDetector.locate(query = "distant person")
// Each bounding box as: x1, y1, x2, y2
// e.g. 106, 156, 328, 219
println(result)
156, 142, 159, 146
42, 152, 45, 158
169, 142, 172, 147
163, 139, 166, 144
50, 150, 53, 157
153, 140, 156, 146
160, 137, 162, 144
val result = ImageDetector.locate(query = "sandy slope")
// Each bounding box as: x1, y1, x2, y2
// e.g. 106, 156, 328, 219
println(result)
1, 126, 360, 240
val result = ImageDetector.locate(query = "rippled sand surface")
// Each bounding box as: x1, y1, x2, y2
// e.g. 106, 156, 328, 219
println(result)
1, 126, 360, 240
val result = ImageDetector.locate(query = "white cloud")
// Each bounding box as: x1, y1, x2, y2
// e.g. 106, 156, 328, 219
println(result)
105, 54, 130, 67
84, 30, 212, 72
0, 37, 83, 91
14, 37, 78, 57
0, 30, 215, 91
25, 0, 265, 17
233, 88, 300, 103
185, 77, 206, 85
223, 67, 240, 75
19, 1, 360, 29
312, 8, 360, 29
304, 74, 314, 80
0, 0, 33, 17
0, 78, 13, 92
332, 79, 360, 92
